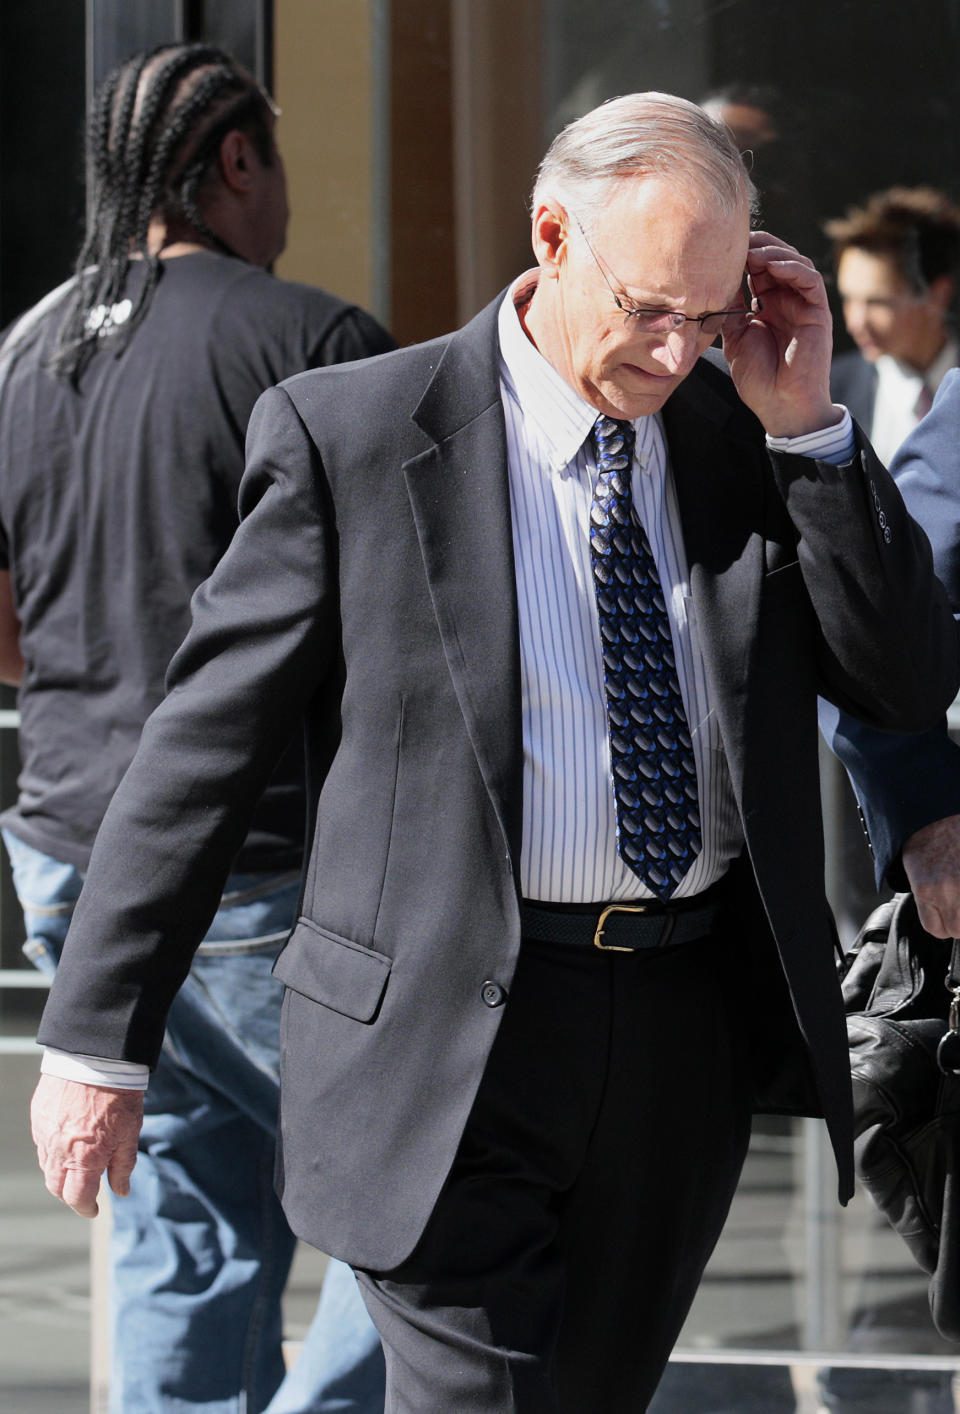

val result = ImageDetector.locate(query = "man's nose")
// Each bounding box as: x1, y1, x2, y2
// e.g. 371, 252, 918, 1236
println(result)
652, 323, 702, 374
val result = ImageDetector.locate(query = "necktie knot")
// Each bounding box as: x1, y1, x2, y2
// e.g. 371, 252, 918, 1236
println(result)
592, 415, 636, 472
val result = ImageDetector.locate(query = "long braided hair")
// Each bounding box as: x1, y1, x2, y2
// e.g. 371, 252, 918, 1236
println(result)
51, 43, 276, 385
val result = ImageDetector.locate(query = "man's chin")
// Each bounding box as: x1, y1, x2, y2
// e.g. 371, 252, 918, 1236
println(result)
596, 379, 678, 420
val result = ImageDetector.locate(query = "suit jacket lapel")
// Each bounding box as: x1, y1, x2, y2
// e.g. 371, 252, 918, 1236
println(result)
403, 297, 524, 863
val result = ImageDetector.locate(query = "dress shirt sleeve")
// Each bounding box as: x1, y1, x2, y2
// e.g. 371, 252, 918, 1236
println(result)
765, 408, 855, 465
41, 1047, 150, 1091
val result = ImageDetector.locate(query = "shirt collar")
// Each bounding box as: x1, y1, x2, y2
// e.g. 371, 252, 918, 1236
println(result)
497, 271, 602, 473
876, 335, 959, 396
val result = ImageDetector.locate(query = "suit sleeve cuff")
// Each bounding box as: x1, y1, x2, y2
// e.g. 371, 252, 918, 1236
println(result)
765, 408, 855, 464
41, 1047, 150, 1091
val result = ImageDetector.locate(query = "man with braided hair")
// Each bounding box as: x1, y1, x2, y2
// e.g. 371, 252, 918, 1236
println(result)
0, 42, 390, 1414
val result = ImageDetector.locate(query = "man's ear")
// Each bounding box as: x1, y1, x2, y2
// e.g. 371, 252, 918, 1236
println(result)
531, 199, 571, 280
927, 273, 956, 315
218, 130, 254, 195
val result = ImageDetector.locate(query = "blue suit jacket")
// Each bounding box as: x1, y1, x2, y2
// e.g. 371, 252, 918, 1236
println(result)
824, 368, 960, 886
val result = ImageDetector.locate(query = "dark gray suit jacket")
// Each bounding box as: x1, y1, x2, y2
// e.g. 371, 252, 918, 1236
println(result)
37, 294, 960, 1269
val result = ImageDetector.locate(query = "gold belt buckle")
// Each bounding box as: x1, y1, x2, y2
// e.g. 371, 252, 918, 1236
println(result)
593, 902, 653, 952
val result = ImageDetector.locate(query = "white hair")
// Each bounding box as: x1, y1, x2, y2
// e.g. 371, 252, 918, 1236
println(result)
531, 91, 758, 230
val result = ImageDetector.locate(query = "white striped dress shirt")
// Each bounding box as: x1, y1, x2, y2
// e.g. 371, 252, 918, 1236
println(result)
498, 276, 744, 903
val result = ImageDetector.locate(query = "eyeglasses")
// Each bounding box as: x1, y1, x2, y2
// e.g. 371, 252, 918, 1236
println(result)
572, 214, 752, 338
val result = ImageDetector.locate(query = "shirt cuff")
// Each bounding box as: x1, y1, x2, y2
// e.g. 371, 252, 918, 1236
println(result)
41, 1047, 150, 1091
765, 408, 855, 465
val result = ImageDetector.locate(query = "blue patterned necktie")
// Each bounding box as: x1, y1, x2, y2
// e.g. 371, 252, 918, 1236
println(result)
589, 414, 702, 899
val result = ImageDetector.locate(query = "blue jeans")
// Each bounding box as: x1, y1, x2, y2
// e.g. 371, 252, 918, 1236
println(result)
5, 830, 386, 1414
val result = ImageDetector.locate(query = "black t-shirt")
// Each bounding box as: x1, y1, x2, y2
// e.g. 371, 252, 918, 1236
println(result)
0, 252, 394, 871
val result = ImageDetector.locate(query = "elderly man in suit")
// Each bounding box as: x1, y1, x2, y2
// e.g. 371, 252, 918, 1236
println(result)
30, 93, 959, 1413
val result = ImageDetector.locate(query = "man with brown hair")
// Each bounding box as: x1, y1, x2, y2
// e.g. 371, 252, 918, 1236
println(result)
827, 186, 960, 464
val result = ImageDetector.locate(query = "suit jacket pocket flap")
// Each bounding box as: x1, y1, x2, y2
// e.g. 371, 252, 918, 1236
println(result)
273, 918, 392, 1022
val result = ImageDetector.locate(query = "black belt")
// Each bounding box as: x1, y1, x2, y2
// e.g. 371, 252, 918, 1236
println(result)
519, 890, 724, 953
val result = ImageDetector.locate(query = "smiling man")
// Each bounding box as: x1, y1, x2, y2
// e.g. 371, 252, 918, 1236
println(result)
30, 93, 960, 1413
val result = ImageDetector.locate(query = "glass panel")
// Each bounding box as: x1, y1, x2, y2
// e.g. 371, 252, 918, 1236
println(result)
0, 0, 85, 321
89, 1, 269, 95
89, 0, 181, 88
201, 0, 266, 83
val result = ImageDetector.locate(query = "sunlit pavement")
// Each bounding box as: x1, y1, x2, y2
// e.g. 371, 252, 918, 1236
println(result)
4, 1054, 960, 1414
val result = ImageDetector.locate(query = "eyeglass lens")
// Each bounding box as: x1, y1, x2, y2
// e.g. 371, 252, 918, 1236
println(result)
625, 308, 750, 335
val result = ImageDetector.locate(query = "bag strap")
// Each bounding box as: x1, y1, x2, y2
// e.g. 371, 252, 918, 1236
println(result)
936, 937, 960, 1074
947, 938, 960, 1022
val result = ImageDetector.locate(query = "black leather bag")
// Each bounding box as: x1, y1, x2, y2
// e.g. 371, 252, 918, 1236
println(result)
842, 892, 960, 1342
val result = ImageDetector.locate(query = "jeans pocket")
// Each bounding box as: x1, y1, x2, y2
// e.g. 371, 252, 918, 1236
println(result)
2, 831, 82, 972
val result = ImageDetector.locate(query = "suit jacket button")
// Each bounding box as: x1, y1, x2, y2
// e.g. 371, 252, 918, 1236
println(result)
481, 980, 506, 1007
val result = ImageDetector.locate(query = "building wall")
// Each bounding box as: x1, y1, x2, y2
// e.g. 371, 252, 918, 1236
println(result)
274, 0, 386, 319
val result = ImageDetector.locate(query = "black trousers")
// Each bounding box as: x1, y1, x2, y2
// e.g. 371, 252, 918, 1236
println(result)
357, 923, 754, 1413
